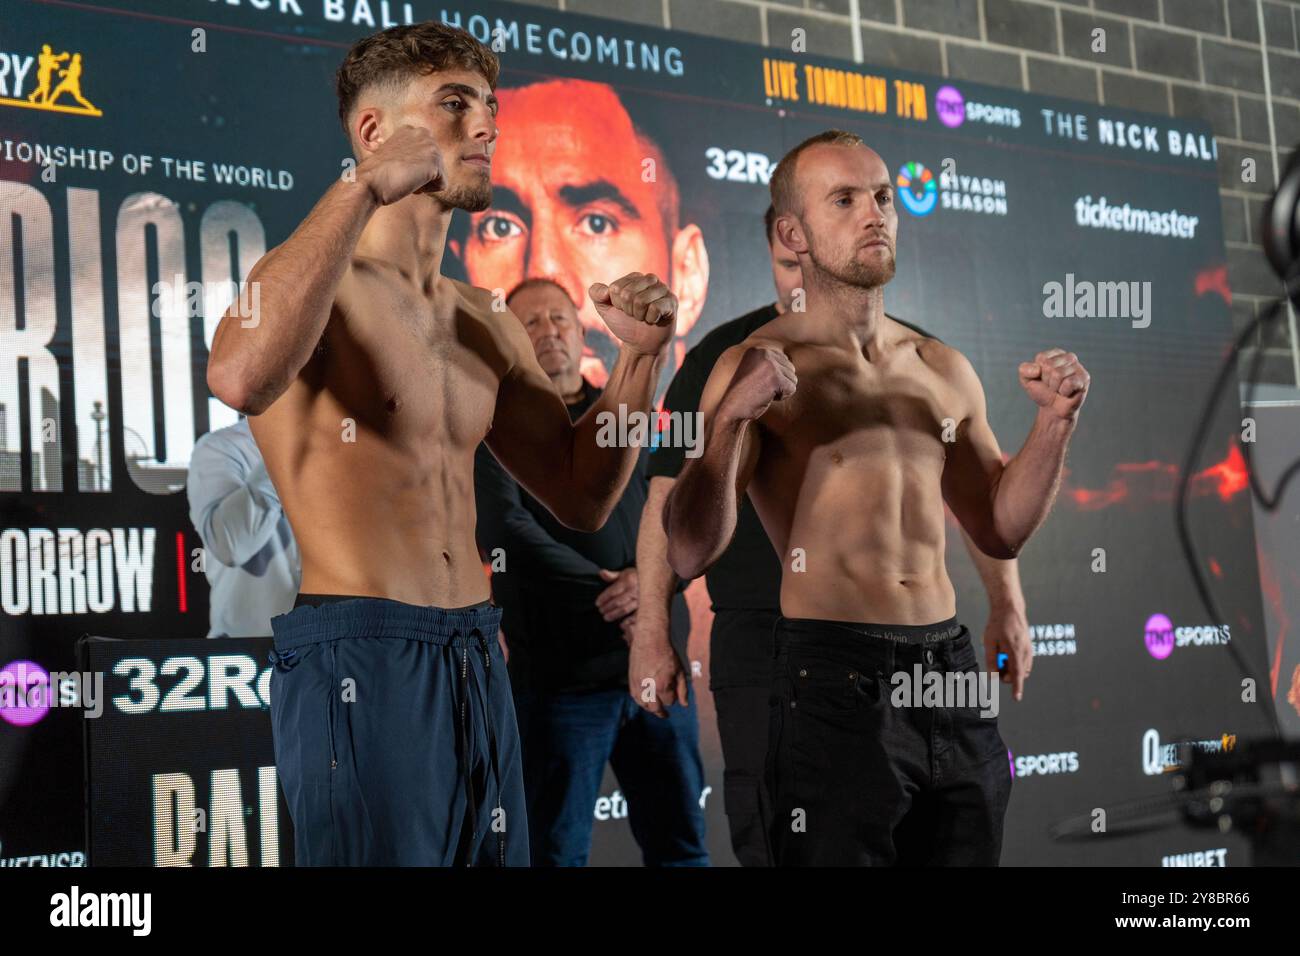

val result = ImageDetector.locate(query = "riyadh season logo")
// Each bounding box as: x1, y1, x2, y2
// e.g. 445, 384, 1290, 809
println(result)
896, 161, 937, 216
1030, 623, 1077, 657
898, 160, 1009, 217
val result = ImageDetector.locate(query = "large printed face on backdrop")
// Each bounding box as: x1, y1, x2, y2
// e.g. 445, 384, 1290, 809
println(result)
450, 78, 710, 385
350, 67, 499, 213
777, 142, 898, 292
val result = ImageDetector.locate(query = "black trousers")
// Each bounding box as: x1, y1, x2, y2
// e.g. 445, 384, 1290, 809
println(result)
710, 608, 780, 867
766, 616, 1012, 866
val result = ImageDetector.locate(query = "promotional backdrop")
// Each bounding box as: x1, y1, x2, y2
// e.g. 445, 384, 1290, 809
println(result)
0, 0, 1281, 866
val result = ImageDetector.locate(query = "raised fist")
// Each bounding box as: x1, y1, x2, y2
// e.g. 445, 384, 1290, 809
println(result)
720, 346, 797, 422
589, 272, 677, 357
1019, 348, 1090, 422
356, 125, 446, 206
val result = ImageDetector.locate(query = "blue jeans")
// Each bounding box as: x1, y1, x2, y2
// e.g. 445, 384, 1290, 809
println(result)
514, 684, 709, 866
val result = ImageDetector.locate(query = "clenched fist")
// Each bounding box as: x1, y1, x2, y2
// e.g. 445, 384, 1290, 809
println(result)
589, 272, 676, 356
720, 346, 797, 422
356, 125, 446, 206
1019, 348, 1090, 422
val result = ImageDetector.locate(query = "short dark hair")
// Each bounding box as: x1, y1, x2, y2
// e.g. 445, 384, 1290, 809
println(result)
769, 129, 865, 217
505, 277, 576, 309
764, 204, 778, 246
336, 22, 500, 134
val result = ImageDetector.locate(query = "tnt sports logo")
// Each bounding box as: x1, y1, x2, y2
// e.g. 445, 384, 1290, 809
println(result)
1144, 613, 1231, 660
933, 85, 1021, 130
896, 161, 937, 216
935, 86, 966, 128
1011, 750, 1080, 778
1144, 613, 1175, 660
0, 660, 50, 727
0, 43, 102, 117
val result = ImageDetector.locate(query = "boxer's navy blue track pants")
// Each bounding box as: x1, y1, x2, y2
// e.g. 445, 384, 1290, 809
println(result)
268, 598, 528, 866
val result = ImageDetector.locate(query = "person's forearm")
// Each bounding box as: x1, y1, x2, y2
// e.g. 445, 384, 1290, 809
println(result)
960, 526, 1025, 613
566, 345, 666, 526
198, 483, 282, 569
207, 178, 379, 415
664, 410, 748, 580
992, 411, 1075, 554
635, 478, 679, 647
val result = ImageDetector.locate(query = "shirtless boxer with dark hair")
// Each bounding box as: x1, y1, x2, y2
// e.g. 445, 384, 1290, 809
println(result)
664, 130, 1090, 866
206, 22, 676, 866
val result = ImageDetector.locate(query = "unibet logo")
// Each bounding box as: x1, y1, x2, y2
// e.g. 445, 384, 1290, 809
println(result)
0, 43, 102, 117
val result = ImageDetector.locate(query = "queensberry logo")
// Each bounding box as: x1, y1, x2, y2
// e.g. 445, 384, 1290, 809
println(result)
896, 161, 937, 216
0, 43, 102, 117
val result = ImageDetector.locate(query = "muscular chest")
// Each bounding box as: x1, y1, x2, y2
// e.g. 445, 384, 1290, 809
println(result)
326, 289, 504, 444
762, 350, 958, 470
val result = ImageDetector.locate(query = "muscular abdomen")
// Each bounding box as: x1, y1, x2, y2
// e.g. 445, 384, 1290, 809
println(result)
251, 338, 499, 608
754, 418, 956, 625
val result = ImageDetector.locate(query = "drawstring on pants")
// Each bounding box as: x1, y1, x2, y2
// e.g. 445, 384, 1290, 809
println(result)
476, 629, 506, 868
454, 627, 506, 867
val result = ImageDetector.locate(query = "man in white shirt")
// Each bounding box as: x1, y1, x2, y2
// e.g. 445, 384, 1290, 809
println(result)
187, 418, 301, 638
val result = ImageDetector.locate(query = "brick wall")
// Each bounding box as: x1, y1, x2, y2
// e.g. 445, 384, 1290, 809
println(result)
521, 0, 1300, 384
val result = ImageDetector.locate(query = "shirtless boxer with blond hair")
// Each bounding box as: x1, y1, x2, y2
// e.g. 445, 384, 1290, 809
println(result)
664, 130, 1090, 866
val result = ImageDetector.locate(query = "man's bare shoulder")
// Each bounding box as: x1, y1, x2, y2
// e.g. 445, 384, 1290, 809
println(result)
443, 276, 496, 315
441, 277, 534, 377
913, 333, 971, 374
914, 333, 984, 401
710, 327, 792, 378
735, 312, 804, 353
331, 255, 403, 320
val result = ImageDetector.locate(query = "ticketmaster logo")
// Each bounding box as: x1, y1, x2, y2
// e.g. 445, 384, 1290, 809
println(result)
1074, 195, 1199, 239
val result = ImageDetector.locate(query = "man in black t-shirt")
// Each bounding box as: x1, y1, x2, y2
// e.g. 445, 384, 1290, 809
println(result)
634, 208, 1029, 866
475, 277, 706, 867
